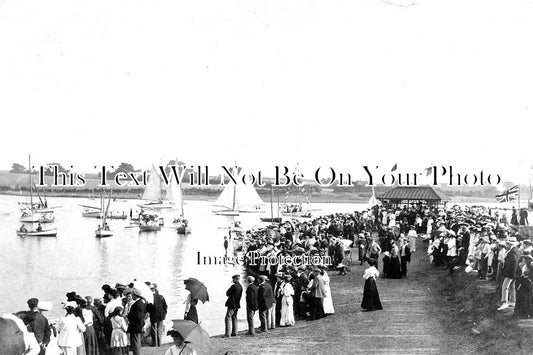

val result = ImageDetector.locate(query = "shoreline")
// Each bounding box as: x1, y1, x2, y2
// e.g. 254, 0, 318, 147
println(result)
0, 190, 500, 205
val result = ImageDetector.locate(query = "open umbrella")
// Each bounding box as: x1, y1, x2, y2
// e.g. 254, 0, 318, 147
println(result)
184, 278, 209, 303
131, 281, 153, 304
171, 319, 211, 354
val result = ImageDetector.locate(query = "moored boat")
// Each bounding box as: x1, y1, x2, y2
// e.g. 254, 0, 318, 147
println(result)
213, 166, 264, 215
95, 229, 113, 238
139, 224, 162, 232
95, 191, 113, 238
17, 227, 57, 237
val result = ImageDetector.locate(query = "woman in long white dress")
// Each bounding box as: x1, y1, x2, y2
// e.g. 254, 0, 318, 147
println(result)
279, 275, 295, 327
321, 267, 335, 315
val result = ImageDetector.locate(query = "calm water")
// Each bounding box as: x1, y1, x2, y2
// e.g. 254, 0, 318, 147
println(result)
0, 194, 357, 336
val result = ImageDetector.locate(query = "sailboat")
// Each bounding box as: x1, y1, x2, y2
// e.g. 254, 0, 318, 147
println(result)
280, 188, 319, 218
213, 180, 264, 216
169, 170, 191, 234
19, 156, 55, 223
140, 165, 175, 210
260, 185, 282, 223
95, 192, 113, 238
17, 155, 57, 237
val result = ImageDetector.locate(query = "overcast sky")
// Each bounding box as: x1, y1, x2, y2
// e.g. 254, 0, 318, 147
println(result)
1, 0, 532, 185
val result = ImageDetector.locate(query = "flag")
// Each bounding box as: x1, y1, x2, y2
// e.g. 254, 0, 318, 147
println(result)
495, 185, 519, 203
391, 163, 397, 172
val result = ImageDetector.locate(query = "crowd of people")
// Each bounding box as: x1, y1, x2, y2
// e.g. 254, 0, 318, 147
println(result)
421, 204, 532, 317
9, 281, 170, 355
6, 201, 533, 354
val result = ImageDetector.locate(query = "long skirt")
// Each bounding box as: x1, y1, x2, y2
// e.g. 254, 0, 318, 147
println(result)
361, 277, 383, 311
388, 257, 402, 279
84, 325, 99, 355
185, 304, 199, 324
382, 256, 390, 278
280, 296, 295, 326
322, 286, 335, 314
515, 277, 533, 318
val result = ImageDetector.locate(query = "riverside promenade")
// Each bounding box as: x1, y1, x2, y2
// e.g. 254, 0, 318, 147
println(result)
145, 239, 469, 355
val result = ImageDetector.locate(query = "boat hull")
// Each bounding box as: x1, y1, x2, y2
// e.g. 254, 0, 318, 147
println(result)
177, 226, 192, 234
17, 228, 57, 237
260, 217, 282, 223
139, 225, 161, 232
95, 230, 113, 238
214, 210, 240, 216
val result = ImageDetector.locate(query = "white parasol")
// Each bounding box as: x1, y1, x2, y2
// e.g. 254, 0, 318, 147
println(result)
132, 281, 154, 304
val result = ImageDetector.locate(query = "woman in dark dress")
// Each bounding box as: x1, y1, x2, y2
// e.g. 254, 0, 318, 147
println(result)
388, 240, 402, 279
361, 258, 383, 311
382, 251, 391, 279
515, 255, 533, 318
184, 293, 199, 324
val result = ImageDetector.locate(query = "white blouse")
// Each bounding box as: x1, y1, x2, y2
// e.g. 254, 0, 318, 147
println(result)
363, 266, 380, 280
82, 309, 94, 325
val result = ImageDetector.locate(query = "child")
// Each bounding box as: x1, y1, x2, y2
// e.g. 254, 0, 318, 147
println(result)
109, 306, 128, 355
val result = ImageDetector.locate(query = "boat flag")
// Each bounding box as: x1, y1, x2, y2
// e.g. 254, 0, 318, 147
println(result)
495, 185, 519, 203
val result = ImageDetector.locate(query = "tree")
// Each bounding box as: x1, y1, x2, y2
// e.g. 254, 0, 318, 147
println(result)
115, 162, 136, 173
44, 163, 70, 176
164, 160, 189, 182
108, 162, 138, 180
10, 163, 26, 174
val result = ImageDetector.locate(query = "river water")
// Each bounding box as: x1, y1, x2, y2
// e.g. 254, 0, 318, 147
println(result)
0, 194, 358, 336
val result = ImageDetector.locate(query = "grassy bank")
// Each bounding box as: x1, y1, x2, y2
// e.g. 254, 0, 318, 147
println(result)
426, 258, 533, 354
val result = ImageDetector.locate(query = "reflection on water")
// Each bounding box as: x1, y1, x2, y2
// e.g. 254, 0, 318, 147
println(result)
1, 195, 518, 335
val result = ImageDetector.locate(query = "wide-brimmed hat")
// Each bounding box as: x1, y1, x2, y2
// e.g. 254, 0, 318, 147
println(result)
131, 287, 142, 297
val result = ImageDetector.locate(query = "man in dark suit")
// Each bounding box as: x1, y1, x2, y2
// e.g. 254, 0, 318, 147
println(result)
245, 276, 258, 336
26, 298, 51, 355
147, 283, 167, 347
399, 237, 411, 278
294, 266, 309, 318
127, 288, 147, 355
257, 275, 275, 332
224, 274, 243, 337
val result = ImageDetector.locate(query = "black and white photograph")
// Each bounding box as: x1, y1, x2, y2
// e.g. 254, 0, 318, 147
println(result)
1, 0, 533, 354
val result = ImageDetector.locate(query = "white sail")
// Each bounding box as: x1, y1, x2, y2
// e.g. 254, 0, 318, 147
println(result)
236, 183, 264, 210
215, 182, 237, 210
166, 174, 183, 210
215, 181, 263, 211
142, 165, 164, 201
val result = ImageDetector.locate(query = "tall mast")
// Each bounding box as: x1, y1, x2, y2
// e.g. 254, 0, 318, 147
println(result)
277, 190, 280, 218
28, 154, 33, 213
232, 163, 237, 211
178, 160, 185, 218
270, 184, 274, 220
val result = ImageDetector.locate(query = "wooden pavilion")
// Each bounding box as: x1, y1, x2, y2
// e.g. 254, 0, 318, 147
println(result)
377, 186, 448, 208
